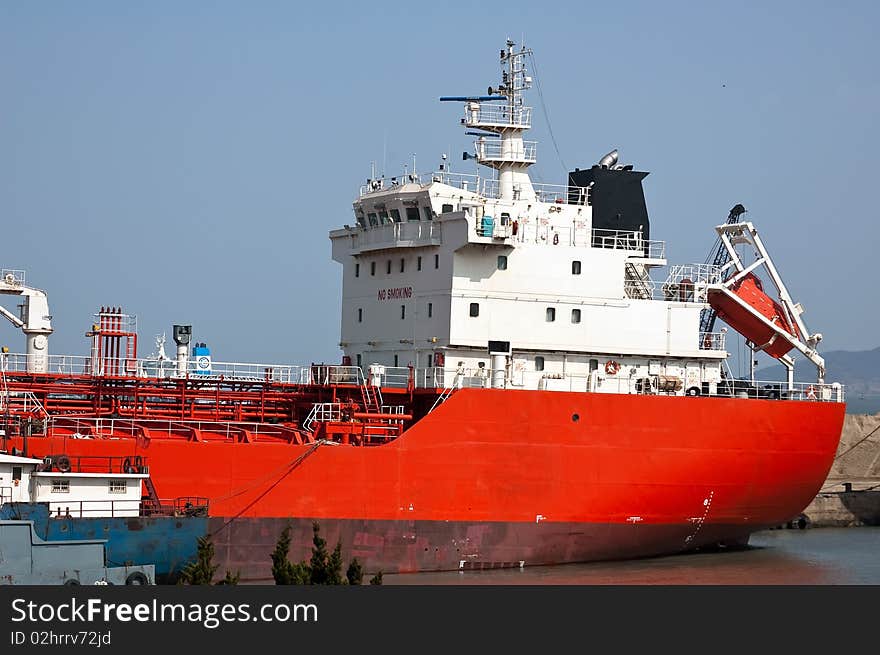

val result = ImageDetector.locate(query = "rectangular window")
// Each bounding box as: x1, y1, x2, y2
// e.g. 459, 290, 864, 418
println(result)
428, 354, 433, 367
355, 263, 360, 278
428, 302, 433, 318
370, 261, 376, 276
572, 260, 582, 275
469, 303, 480, 317
400, 258, 405, 273
51, 480, 70, 494
434, 254, 439, 269
417, 256, 422, 271
401, 305, 406, 320
356, 353, 362, 368
109, 480, 126, 495
406, 207, 420, 222
546, 307, 556, 322
358, 308, 363, 323
441, 203, 454, 213
12, 466, 22, 481
386, 260, 392, 274
379, 211, 390, 224
589, 359, 599, 372
571, 309, 581, 323
393, 354, 399, 367
497, 255, 508, 270
535, 356, 545, 371
423, 206, 433, 221
368, 213, 378, 226
390, 209, 401, 222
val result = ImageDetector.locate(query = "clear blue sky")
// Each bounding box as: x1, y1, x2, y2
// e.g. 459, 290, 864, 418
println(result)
2, 1, 878, 369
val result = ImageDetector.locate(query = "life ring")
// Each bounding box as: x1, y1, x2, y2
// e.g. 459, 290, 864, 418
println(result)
552, 233, 559, 245
806, 385, 817, 400
604, 360, 620, 375
56, 455, 71, 473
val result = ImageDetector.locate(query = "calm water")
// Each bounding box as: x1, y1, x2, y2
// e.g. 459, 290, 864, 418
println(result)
383, 527, 880, 585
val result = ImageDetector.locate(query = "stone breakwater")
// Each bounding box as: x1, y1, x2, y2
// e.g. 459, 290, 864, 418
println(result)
800, 412, 880, 527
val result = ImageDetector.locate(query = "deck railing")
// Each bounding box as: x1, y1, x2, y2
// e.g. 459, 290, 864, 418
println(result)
4, 352, 845, 404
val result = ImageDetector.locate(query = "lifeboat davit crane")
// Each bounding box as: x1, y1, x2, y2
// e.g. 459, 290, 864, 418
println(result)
706, 221, 826, 386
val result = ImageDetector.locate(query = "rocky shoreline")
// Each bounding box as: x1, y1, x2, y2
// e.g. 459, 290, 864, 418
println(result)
797, 411, 880, 528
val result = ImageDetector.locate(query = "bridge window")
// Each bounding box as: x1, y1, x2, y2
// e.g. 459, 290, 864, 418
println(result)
417, 256, 422, 271
386, 260, 392, 274
368, 213, 378, 226
370, 261, 376, 276
423, 206, 433, 221
406, 207, 420, 221
400, 258, 405, 273
379, 211, 389, 224
428, 302, 433, 318
390, 209, 401, 222
51, 480, 70, 494
109, 480, 126, 494
441, 203, 454, 213
358, 308, 363, 323
535, 356, 545, 371
469, 303, 480, 317
546, 307, 556, 322
355, 263, 360, 278
571, 309, 581, 323
572, 260, 582, 275
497, 255, 508, 270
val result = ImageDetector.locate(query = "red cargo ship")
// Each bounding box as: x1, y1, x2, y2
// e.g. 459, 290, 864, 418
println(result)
0, 41, 845, 580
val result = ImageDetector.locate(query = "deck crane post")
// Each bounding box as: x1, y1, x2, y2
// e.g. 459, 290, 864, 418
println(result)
0, 270, 53, 374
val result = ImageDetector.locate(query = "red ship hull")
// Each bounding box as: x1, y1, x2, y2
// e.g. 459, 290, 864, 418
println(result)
8, 389, 845, 579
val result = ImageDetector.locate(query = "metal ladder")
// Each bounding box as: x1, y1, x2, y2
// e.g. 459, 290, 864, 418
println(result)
624, 262, 653, 299
360, 378, 382, 413
141, 477, 163, 515
428, 385, 456, 413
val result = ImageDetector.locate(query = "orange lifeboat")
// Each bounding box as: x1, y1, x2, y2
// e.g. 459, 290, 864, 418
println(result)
708, 272, 800, 359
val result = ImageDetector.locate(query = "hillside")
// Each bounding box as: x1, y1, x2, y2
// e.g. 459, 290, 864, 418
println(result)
755, 346, 880, 414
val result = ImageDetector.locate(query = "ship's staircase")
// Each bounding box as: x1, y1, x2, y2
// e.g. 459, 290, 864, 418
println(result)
0, 382, 49, 427
624, 262, 654, 300
141, 476, 166, 516
359, 374, 383, 414
428, 385, 456, 413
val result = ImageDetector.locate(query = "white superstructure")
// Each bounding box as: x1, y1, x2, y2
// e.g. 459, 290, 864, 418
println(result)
331, 40, 738, 396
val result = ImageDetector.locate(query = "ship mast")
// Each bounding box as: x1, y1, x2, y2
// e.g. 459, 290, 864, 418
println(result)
442, 40, 537, 202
